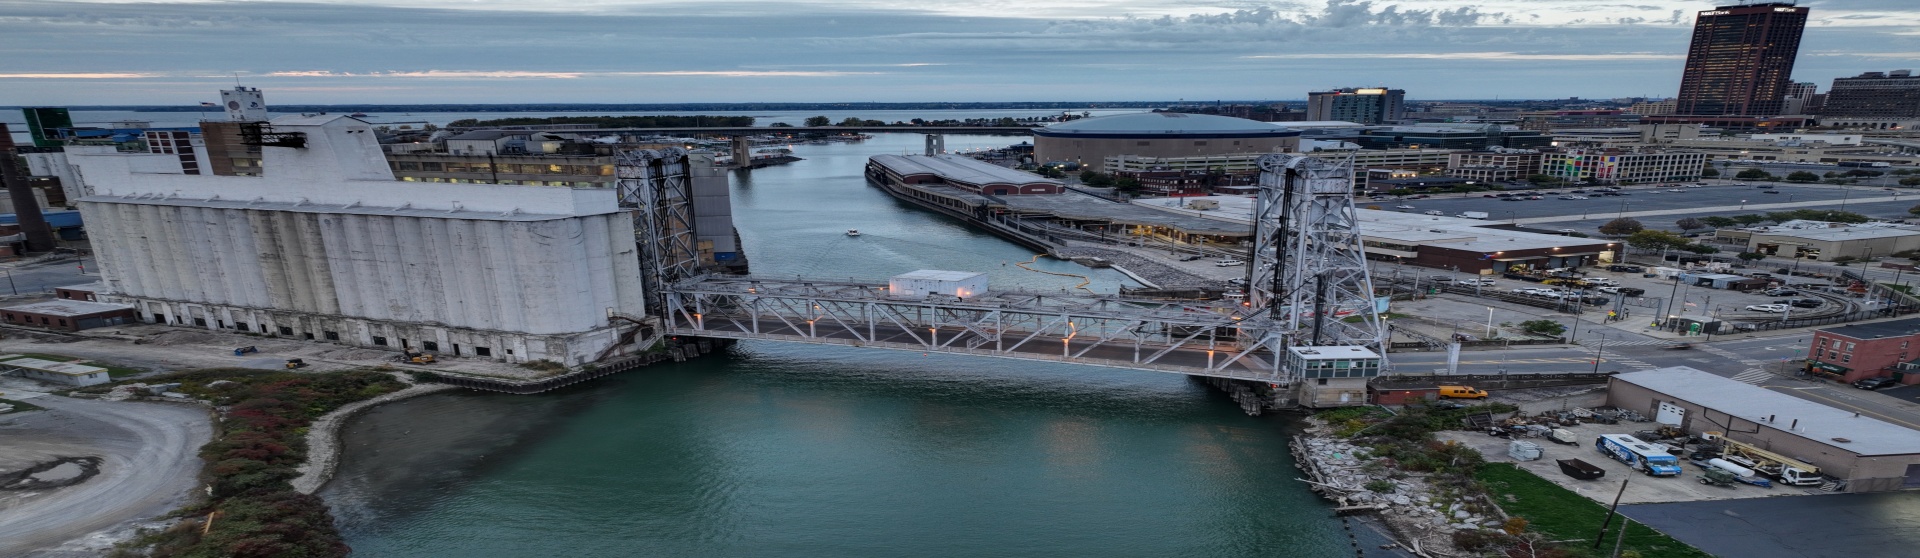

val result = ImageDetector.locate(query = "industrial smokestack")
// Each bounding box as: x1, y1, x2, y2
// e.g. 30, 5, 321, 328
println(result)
0, 123, 57, 252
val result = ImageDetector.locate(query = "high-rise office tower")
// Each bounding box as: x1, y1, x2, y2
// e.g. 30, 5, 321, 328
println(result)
1822, 70, 1920, 119
1305, 88, 1405, 125
1674, 3, 1809, 116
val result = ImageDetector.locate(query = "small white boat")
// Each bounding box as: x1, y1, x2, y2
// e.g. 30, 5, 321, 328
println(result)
846, 229, 861, 236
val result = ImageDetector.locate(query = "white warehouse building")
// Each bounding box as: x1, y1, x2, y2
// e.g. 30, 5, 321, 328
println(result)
70, 114, 650, 366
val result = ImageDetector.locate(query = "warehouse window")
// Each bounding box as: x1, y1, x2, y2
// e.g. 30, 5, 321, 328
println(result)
324, 331, 339, 341
279, 326, 294, 335
474, 347, 493, 357
303, 332, 315, 340
235, 322, 249, 331
372, 336, 388, 346
422, 341, 439, 352
194, 318, 207, 326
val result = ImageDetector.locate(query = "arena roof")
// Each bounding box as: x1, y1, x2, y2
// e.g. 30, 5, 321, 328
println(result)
1032, 113, 1301, 139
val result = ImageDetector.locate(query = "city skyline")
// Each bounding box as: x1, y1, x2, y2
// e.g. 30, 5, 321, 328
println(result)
1, 0, 1917, 105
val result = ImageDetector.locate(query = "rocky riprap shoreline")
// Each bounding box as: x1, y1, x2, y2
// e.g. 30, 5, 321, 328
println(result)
1293, 420, 1510, 558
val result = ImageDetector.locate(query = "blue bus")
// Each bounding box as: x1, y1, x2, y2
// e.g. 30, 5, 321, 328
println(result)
1595, 434, 1683, 476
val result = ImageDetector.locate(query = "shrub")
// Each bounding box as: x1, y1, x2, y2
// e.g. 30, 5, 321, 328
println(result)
1364, 479, 1397, 493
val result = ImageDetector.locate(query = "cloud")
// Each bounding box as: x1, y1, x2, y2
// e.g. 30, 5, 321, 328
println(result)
266, 70, 878, 78
1244, 52, 1684, 61
0, 72, 161, 79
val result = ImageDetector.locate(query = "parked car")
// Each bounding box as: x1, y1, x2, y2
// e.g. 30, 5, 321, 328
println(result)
1396, 204, 1416, 209
1788, 299, 1823, 308
1764, 190, 1781, 194
1429, 275, 1453, 282
1764, 288, 1799, 296
1607, 264, 1644, 273
1215, 259, 1246, 267
1745, 304, 1790, 313
1617, 287, 1646, 296
1597, 286, 1622, 294
1425, 210, 1444, 216
1853, 377, 1899, 390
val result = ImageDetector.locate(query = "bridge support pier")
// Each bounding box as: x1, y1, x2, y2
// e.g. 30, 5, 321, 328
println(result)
1193, 376, 1295, 416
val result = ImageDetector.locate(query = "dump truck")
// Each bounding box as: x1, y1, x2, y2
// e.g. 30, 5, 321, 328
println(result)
1706, 432, 1823, 486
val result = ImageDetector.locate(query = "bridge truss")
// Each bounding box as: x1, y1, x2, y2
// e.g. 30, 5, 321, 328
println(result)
662, 276, 1285, 379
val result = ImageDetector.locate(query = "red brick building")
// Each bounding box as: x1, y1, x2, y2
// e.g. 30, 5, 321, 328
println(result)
1, 300, 136, 332
1807, 317, 1920, 384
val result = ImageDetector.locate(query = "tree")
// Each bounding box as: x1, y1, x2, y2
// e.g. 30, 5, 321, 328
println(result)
1736, 251, 1767, 261
837, 117, 865, 126
1683, 243, 1720, 254
1112, 176, 1143, 194
1786, 171, 1820, 183
1908, 203, 1920, 217
1702, 216, 1737, 227
1731, 214, 1769, 226
1893, 169, 1914, 176
1526, 174, 1558, 186
1735, 168, 1772, 180
769, 122, 793, 127
1598, 217, 1644, 236
1518, 319, 1567, 337
1626, 230, 1690, 250
804, 116, 831, 127
1675, 217, 1706, 231
1901, 177, 1920, 187
1702, 167, 1720, 177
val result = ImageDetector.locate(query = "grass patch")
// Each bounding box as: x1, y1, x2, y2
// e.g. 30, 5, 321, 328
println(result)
0, 397, 46, 413
95, 368, 406, 558
1476, 463, 1713, 558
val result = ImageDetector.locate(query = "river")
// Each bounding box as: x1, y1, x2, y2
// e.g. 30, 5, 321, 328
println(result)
308, 132, 1377, 556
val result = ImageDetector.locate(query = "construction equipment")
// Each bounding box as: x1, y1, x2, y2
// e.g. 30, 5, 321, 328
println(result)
1706, 432, 1822, 486
394, 351, 436, 365
233, 346, 257, 356
284, 358, 306, 369
1698, 468, 1737, 487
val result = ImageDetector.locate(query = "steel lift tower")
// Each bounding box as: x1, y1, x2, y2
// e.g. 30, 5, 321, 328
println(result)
1244, 153, 1387, 404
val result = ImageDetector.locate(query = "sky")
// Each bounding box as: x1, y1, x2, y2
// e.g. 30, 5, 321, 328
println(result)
1, 0, 1917, 105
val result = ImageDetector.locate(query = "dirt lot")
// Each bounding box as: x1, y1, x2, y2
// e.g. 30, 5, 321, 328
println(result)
0, 396, 213, 557
1438, 421, 1833, 505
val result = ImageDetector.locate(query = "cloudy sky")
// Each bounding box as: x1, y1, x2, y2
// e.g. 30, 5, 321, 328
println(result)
1, 0, 1916, 105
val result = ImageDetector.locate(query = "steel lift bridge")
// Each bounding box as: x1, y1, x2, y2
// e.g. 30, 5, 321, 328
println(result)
617, 149, 1384, 384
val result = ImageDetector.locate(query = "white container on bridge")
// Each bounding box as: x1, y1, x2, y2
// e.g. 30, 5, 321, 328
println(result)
888, 270, 989, 299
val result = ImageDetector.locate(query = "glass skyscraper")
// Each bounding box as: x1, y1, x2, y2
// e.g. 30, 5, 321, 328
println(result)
1675, 3, 1809, 116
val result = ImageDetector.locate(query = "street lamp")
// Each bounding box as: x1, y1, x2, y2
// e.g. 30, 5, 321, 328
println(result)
1589, 330, 1611, 373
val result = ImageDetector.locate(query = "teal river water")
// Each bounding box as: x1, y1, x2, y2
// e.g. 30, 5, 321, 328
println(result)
319, 133, 1387, 557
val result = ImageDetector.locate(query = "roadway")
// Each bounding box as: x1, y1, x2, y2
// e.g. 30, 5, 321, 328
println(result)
1383, 306, 1920, 428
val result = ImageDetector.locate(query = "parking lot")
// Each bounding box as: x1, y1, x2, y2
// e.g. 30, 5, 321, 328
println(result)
1373, 180, 1920, 233
1437, 421, 1832, 505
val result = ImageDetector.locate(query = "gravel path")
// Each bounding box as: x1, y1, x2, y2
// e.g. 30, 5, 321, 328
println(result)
291, 378, 457, 495
0, 397, 213, 557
